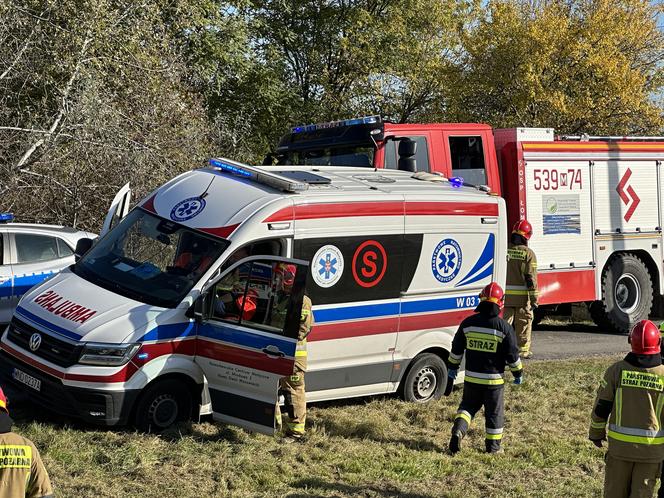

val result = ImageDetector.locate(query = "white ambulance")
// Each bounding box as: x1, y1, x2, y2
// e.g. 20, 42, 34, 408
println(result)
0, 160, 506, 433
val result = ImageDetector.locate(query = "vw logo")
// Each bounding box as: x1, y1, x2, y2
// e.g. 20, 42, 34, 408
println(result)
29, 333, 42, 352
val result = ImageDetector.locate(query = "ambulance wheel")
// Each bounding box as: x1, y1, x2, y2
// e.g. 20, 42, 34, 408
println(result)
400, 353, 447, 403
134, 379, 193, 433
590, 254, 653, 335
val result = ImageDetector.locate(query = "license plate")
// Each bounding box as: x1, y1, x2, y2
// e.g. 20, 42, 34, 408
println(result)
12, 368, 41, 392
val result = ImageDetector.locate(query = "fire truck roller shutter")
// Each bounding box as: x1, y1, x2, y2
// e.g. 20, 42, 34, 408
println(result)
589, 253, 653, 335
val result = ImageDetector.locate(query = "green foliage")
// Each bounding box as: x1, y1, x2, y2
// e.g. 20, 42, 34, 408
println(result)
447, 0, 664, 134
1, 0, 664, 229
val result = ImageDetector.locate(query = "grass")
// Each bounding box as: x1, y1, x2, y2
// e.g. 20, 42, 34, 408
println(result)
10, 357, 621, 498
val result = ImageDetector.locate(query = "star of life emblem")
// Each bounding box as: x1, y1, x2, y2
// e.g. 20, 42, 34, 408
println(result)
312, 245, 344, 288
431, 238, 462, 283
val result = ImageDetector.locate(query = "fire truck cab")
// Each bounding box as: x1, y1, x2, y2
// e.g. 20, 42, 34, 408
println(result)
275, 117, 664, 333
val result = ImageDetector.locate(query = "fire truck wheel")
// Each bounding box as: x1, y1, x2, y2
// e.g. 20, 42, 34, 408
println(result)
590, 254, 653, 335
134, 379, 194, 433
400, 353, 447, 403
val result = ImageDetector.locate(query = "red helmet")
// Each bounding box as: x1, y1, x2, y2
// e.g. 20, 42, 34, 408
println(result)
513, 219, 533, 240
0, 386, 7, 414
629, 320, 661, 355
276, 263, 296, 287
479, 282, 504, 308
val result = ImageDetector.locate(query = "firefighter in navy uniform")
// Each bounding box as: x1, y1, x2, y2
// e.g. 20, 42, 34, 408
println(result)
0, 386, 53, 498
447, 282, 523, 454
504, 219, 538, 359
590, 320, 664, 498
273, 264, 313, 441
656, 321, 664, 498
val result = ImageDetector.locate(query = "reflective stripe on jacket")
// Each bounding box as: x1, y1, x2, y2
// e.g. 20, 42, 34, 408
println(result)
589, 359, 664, 462
505, 243, 538, 307
448, 312, 522, 388
0, 431, 53, 498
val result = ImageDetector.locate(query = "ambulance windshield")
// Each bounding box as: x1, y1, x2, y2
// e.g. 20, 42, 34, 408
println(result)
74, 209, 229, 308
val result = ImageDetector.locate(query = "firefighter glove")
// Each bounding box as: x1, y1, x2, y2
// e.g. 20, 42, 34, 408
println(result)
590, 438, 604, 448
448, 369, 458, 381
513, 374, 524, 385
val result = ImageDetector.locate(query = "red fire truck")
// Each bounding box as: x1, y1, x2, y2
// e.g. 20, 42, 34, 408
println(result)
273, 116, 664, 333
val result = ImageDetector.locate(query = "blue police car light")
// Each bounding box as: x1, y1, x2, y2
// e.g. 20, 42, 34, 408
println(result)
449, 177, 464, 188
0, 213, 14, 223
209, 159, 253, 177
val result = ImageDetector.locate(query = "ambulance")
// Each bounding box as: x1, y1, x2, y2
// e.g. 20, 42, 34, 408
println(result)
0, 159, 506, 433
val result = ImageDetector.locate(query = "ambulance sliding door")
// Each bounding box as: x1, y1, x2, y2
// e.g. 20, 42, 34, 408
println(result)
396, 197, 506, 366
294, 199, 405, 400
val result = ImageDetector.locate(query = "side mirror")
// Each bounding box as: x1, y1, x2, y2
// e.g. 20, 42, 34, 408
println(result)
186, 294, 206, 320
398, 138, 417, 172
74, 238, 94, 262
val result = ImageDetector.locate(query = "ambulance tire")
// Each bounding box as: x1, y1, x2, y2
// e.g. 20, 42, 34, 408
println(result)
134, 379, 194, 433
400, 353, 447, 404
590, 254, 653, 335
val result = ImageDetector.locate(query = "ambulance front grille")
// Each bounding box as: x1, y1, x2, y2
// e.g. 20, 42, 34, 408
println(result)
7, 317, 82, 368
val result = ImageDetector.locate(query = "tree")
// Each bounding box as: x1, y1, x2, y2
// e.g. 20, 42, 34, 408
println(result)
447, 0, 664, 134
0, 0, 220, 230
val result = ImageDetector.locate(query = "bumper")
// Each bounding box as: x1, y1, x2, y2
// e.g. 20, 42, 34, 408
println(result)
0, 349, 139, 426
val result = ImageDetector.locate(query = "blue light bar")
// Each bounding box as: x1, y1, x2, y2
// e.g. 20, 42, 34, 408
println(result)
449, 177, 464, 189
0, 213, 14, 223
208, 158, 309, 193
209, 159, 252, 177
291, 115, 381, 134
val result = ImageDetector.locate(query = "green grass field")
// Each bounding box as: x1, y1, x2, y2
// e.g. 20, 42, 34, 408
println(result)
11, 357, 620, 497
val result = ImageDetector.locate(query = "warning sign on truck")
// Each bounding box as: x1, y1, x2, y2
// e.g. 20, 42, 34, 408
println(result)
542, 195, 581, 235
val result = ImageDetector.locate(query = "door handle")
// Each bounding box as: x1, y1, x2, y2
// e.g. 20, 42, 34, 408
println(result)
262, 346, 285, 358
481, 217, 498, 224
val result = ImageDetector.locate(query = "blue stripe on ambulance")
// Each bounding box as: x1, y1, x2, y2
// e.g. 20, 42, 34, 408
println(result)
313, 294, 480, 324
455, 234, 494, 287
197, 322, 295, 353
139, 322, 196, 342
15, 305, 82, 341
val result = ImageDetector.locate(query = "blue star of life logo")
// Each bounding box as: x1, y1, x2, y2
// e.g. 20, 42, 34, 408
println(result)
319, 253, 338, 279
311, 244, 344, 288
431, 238, 462, 283
170, 197, 206, 222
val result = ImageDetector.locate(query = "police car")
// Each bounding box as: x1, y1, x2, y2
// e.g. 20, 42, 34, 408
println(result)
0, 213, 95, 324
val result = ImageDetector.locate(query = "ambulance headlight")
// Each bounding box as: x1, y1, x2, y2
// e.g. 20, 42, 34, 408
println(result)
79, 343, 141, 366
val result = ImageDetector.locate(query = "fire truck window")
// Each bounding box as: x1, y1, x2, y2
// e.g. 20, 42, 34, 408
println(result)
449, 136, 487, 185
384, 136, 430, 172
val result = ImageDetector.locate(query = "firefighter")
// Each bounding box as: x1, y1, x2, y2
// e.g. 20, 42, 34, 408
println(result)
447, 282, 523, 454
590, 320, 664, 498
657, 321, 664, 498
273, 264, 313, 441
504, 219, 538, 359
0, 386, 53, 498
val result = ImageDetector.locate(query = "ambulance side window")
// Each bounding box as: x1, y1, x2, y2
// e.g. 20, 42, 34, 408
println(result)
384, 136, 430, 172
210, 260, 300, 336
449, 136, 487, 185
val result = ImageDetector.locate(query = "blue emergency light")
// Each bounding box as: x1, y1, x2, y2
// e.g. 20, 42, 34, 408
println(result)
209, 159, 253, 177
291, 115, 381, 134
208, 158, 309, 193
0, 213, 14, 223
449, 177, 464, 189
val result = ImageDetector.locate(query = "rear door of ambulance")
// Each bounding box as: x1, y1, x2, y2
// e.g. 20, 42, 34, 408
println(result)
194, 255, 309, 434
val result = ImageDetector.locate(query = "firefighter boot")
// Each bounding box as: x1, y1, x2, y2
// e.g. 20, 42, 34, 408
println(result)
485, 439, 503, 454
449, 430, 464, 455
